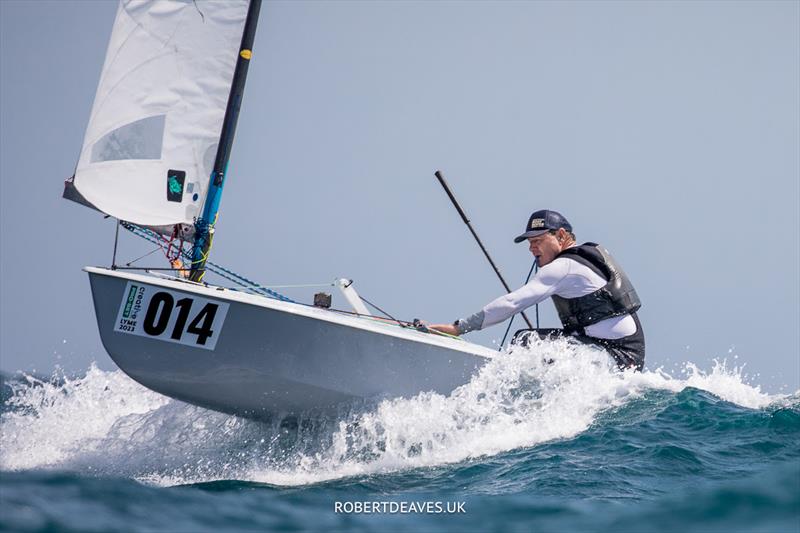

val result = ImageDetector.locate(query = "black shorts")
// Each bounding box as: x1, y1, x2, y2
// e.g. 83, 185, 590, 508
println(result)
512, 314, 645, 371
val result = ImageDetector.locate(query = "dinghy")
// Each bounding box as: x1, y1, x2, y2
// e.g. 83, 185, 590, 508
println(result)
64, 0, 496, 419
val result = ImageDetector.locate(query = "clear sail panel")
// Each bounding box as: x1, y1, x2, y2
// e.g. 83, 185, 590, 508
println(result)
71, 0, 249, 227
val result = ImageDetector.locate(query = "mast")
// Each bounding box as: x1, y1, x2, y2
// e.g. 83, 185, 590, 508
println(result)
190, 0, 262, 283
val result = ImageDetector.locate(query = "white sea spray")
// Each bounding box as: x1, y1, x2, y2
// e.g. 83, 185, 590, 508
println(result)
0, 364, 168, 471
0, 342, 789, 487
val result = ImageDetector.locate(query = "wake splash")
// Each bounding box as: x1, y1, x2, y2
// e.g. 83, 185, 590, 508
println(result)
0, 340, 789, 488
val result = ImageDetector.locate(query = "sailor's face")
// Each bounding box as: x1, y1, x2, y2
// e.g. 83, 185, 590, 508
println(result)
528, 232, 561, 266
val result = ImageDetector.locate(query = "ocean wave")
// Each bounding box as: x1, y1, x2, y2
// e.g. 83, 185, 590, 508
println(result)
2, 448, 797, 533
1, 339, 794, 489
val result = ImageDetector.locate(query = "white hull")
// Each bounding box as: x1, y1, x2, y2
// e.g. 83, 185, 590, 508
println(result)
86, 267, 496, 418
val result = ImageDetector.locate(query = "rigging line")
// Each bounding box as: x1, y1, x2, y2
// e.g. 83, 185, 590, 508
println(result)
119, 223, 262, 295
196, 259, 295, 302
428, 329, 463, 341
358, 295, 406, 327
324, 306, 406, 324
498, 259, 538, 350
117, 223, 462, 338
144, 257, 295, 301
319, 305, 462, 340
125, 246, 162, 266
115, 267, 187, 271
111, 220, 120, 269
253, 282, 334, 289
193, 260, 295, 302
194, 256, 291, 299
191, 0, 205, 22
206, 268, 289, 300
201, 261, 295, 302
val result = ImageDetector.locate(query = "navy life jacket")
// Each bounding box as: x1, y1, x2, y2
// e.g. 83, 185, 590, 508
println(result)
550, 243, 641, 333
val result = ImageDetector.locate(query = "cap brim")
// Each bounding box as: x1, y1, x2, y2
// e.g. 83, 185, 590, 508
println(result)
513, 229, 550, 243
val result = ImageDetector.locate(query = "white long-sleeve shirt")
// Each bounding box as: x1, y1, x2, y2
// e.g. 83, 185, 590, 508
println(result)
460, 256, 637, 339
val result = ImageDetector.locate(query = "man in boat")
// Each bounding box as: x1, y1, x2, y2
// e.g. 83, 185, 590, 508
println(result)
428, 209, 645, 371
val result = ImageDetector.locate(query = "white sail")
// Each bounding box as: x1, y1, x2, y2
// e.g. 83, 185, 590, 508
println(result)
71, 0, 249, 227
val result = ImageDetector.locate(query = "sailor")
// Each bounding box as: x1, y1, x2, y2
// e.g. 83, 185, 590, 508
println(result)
428, 209, 645, 371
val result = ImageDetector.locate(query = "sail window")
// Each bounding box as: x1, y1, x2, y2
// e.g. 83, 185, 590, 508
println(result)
91, 115, 166, 162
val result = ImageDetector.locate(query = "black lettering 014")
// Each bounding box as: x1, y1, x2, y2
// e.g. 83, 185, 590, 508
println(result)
142, 292, 173, 336
142, 292, 218, 345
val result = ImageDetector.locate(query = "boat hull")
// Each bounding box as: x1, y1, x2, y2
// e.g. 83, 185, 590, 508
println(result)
86, 267, 494, 418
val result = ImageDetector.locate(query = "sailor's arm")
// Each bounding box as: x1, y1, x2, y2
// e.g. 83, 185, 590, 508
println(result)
427, 312, 483, 336
428, 260, 568, 336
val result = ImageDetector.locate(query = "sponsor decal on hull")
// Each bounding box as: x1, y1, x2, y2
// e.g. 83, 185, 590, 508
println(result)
114, 282, 229, 350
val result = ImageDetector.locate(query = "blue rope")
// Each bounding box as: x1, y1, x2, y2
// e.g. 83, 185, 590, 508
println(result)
120, 222, 296, 303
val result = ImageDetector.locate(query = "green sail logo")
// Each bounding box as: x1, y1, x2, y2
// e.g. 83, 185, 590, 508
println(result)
166, 169, 186, 202
168, 175, 183, 194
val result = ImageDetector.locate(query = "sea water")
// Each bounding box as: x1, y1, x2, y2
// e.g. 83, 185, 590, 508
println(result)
1, 338, 798, 532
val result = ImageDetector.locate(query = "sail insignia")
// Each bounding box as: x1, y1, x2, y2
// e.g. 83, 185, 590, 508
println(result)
65, 0, 250, 229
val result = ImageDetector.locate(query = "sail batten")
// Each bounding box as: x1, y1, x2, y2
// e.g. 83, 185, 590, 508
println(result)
67, 0, 250, 229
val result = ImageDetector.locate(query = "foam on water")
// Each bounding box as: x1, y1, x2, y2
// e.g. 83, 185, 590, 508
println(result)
0, 365, 168, 471
0, 339, 788, 488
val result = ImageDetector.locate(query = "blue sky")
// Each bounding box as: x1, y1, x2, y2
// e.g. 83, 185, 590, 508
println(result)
1, 0, 798, 391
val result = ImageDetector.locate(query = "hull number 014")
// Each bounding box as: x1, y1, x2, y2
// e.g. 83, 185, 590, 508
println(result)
114, 282, 229, 350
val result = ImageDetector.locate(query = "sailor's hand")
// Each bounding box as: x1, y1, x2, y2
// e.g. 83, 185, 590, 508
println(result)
411, 319, 430, 333
427, 323, 460, 336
